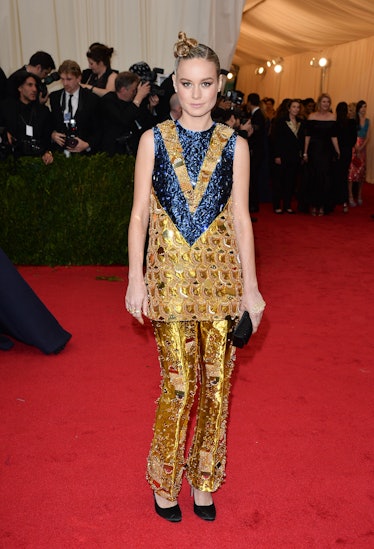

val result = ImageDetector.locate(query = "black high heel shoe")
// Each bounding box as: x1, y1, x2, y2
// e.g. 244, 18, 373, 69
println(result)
191, 488, 216, 521
154, 494, 182, 522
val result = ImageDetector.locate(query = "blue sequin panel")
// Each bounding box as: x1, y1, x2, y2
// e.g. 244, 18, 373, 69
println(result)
152, 122, 236, 246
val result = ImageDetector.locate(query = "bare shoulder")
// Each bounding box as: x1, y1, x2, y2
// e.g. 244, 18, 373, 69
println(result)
233, 134, 250, 170
234, 134, 249, 155
139, 128, 154, 149
232, 134, 250, 196
135, 129, 155, 164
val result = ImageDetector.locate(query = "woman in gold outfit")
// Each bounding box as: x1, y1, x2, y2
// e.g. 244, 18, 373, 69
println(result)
125, 32, 265, 522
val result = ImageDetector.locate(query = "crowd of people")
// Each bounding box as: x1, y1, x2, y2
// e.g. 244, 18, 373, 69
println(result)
0, 46, 181, 162
213, 92, 370, 216
0, 46, 370, 217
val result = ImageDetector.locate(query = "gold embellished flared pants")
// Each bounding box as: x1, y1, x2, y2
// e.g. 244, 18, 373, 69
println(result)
147, 319, 236, 501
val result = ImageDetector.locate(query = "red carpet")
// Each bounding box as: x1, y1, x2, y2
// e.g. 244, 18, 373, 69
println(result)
1, 185, 374, 548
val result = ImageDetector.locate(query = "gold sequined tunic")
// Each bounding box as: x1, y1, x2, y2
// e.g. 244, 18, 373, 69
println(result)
145, 120, 243, 321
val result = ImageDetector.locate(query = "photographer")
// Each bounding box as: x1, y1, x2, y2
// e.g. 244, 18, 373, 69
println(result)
49, 60, 101, 155
221, 108, 253, 139
0, 71, 53, 164
129, 62, 165, 120
100, 71, 154, 156
6, 51, 56, 104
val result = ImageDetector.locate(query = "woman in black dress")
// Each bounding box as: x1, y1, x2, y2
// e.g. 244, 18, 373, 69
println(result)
81, 43, 117, 97
303, 94, 340, 216
272, 99, 305, 213
0, 248, 71, 353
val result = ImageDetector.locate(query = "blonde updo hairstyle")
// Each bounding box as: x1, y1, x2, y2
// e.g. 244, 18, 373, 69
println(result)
173, 31, 220, 77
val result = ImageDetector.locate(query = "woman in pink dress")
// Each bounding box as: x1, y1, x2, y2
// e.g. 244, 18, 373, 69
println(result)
348, 100, 370, 207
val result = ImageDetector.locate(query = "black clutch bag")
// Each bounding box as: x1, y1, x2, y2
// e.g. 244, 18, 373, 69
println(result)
232, 311, 253, 348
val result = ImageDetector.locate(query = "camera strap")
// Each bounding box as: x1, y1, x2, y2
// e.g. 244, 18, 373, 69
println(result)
19, 106, 35, 137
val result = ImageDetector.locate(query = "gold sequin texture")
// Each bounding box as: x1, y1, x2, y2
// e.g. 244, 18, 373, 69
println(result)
146, 194, 242, 321
146, 319, 236, 500
145, 120, 242, 501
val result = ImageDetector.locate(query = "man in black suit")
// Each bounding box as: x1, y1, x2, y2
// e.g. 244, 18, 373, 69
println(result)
7, 51, 55, 103
100, 71, 153, 156
49, 60, 101, 155
0, 71, 53, 164
247, 92, 267, 213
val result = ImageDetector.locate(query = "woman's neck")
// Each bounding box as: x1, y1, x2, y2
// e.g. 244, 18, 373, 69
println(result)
314, 110, 332, 120
96, 65, 107, 79
178, 113, 213, 132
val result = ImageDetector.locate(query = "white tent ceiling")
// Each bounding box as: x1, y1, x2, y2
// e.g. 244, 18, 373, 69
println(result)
233, 0, 374, 66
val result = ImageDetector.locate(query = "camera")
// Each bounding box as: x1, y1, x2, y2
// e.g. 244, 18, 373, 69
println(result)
129, 62, 165, 97
65, 119, 78, 148
44, 71, 60, 86
225, 90, 244, 106
115, 130, 133, 145
115, 130, 134, 155
20, 138, 43, 156
141, 70, 165, 97
40, 71, 60, 98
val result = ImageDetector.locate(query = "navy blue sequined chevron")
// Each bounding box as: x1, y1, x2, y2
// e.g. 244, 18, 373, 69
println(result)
152, 121, 236, 246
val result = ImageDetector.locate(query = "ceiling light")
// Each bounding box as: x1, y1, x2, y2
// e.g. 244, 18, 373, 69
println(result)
310, 57, 330, 68
266, 57, 283, 72
226, 72, 234, 80
255, 66, 266, 75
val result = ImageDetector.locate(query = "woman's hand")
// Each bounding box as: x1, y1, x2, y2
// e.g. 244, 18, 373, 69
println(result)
125, 279, 148, 325
240, 290, 266, 333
